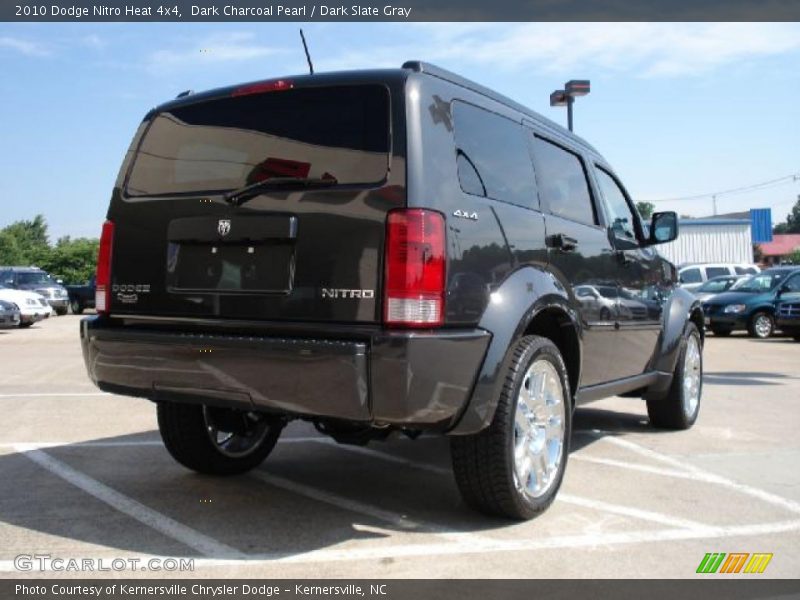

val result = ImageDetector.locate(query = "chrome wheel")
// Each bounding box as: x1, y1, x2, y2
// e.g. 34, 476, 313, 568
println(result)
753, 314, 773, 338
202, 406, 271, 458
513, 359, 566, 499
682, 333, 702, 418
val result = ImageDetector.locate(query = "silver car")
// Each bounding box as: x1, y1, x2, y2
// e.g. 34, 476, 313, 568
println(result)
0, 298, 21, 329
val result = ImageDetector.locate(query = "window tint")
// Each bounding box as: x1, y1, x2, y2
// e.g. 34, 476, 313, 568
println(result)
698, 278, 732, 293
452, 102, 536, 207
784, 275, 800, 292
680, 268, 702, 284
705, 267, 731, 279
735, 266, 758, 275
126, 85, 390, 196
531, 136, 596, 225
595, 167, 636, 240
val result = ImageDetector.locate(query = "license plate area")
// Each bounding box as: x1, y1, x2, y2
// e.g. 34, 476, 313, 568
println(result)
166, 215, 296, 295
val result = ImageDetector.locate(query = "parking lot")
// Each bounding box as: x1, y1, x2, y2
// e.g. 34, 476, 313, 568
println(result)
1, 314, 799, 578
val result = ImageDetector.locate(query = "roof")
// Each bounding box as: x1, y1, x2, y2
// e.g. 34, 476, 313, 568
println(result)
678, 219, 751, 226
758, 234, 800, 256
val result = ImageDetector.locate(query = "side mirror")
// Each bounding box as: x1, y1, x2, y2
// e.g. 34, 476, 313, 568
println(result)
647, 211, 678, 245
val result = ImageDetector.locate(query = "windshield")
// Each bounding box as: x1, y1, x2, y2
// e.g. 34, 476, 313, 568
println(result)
733, 272, 788, 293
126, 85, 390, 197
16, 272, 54, 286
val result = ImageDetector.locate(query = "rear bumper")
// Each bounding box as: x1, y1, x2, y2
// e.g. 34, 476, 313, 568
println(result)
80, 316, 491, 430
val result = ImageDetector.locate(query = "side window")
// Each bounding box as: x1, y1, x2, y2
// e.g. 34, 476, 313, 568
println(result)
680, 268, 702, 284
594, 167, 637, 242
531, 136, 596, 225
706, 267, 731, 279
452, 102, 537, 208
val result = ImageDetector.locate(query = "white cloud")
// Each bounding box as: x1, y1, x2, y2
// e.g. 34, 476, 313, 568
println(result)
147, 32, 284, 72
318, 23, 800, 78
0, 36, 51, 57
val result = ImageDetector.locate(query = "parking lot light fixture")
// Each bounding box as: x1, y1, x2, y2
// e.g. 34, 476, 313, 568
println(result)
550, 79, 591, 132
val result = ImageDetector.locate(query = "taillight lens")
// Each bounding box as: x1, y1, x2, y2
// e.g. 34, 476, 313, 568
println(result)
384, 209, 446, 328
95, 220, 114, 315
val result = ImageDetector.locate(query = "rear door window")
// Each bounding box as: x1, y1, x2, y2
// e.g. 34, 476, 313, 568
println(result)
680, 268, 702, 284
705, 267, 731, 279
126, 85, 390, 196
452, 101, 537, 208
531, 136, 597, 225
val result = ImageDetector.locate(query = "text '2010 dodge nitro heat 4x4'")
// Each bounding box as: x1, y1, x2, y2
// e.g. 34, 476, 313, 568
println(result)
80, 62, 704, 519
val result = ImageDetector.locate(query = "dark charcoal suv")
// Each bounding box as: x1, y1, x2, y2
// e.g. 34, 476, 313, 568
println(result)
80, 62, 704, 519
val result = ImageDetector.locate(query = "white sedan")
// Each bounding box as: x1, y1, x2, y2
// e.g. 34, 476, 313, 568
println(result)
0, 284, 51, 327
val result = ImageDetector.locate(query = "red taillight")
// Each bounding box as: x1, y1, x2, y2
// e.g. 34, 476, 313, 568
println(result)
95, 220, 114, 315
384, 209, 446, 328
232, 79, 294, 97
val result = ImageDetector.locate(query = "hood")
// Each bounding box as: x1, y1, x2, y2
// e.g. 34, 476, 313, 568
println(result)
703, 290, 770, 305
0, 288, 47, 303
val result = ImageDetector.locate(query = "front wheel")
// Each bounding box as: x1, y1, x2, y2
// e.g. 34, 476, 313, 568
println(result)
157, 402, 283, 475
748, 311, 774, 339
451, 336, 571, 520
646, 322, 702, 430
70, 299, 83, 315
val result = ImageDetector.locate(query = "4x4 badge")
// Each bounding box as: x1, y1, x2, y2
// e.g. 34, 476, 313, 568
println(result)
217, 219, 231, 236
453, 209, 478, 221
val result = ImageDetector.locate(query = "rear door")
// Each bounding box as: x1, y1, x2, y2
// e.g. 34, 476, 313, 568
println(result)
108, 80, 406, 324
529, 133, 617, 387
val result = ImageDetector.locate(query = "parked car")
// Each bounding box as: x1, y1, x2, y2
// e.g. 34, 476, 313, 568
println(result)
80, 61, 704, 520
691, 274, 747, 303
0, 298, 21, 329
0, 266, 69, 315
678, 263, 760, 292
0, 283, 51, 327
702, 267, 800, 338
776, 294, 800, 341
66, 276, 96, 314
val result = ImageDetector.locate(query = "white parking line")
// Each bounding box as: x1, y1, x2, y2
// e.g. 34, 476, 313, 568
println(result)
0, 392, 110, 398
593, 432, 800, 515
14, 444, 246, 559
570, 455, 696, 480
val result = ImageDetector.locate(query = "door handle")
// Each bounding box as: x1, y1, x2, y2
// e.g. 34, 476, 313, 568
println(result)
547, 234, 579, 252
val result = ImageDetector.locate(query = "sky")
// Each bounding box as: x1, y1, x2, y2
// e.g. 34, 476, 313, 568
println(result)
1, 22, 799, 240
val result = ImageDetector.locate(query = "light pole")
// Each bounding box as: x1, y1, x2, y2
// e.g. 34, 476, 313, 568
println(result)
550, 80, 591, 132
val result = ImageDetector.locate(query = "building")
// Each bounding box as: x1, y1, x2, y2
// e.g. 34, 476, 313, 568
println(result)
758, 234, 800, 265
657, 218, 753, 266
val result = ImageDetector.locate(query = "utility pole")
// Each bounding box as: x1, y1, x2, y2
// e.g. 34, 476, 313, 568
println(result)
550, 80, 590, 132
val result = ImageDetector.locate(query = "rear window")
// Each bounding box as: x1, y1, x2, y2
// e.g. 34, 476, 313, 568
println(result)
126, 85, 390, 196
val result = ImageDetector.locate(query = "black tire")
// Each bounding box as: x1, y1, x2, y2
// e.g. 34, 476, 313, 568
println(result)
70, 299, 83, 315
451, 335, 571, 520
710, 326, 732, 337
599, 307, 611, 321
55, 306, 68, 316
646, 322, 702, 430
18, 322, 34, 328
157, 402, 283, 476
747, 311, 774, 339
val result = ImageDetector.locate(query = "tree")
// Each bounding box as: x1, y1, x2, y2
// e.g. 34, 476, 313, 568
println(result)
773, 195, 800, 234
636, 201, 655, 220
789, 249, 800, 266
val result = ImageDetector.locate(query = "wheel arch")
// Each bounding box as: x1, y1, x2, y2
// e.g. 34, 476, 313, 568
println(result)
448, 266, 582, 435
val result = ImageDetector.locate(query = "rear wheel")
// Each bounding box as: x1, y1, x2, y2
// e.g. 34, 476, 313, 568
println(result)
748, 311, 774, 339
710, 326, 732, 337
451, 336, 571, 520
70, 299, 83, 314
157, 402, 283, 475
647, 322, 702, 430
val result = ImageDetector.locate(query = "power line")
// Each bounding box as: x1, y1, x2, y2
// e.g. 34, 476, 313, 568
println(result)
647, 173, 800, 203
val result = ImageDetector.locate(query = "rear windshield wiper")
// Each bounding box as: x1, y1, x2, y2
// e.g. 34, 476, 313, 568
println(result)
223, 176, 338, 206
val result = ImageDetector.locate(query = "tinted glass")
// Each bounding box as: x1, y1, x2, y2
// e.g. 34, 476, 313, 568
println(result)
452, 102, 536, 208
17, 272, 53, 285
736, 271, 790, 292
532, 136, 596, 225
698, 278, 732, 293
680, 268, 702, 284
595, 167, 636, 240
735, 266, 758, 275
126, 85, 390, 196
783, 275, 800, 292
705, 267, 730, 279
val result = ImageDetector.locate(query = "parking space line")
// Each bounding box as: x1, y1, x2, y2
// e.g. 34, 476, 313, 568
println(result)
0, 392, 110, 398
557, 494, 707, 530
570, 455, 697, 480
13, 444, 246, 559
594, 432, 800, 515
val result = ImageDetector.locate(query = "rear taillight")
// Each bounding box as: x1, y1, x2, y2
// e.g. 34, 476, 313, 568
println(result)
384, 209, 446, 328
95, 220, 114, 315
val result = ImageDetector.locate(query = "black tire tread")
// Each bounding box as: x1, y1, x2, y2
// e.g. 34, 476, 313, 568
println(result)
157, 402, 281, 476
